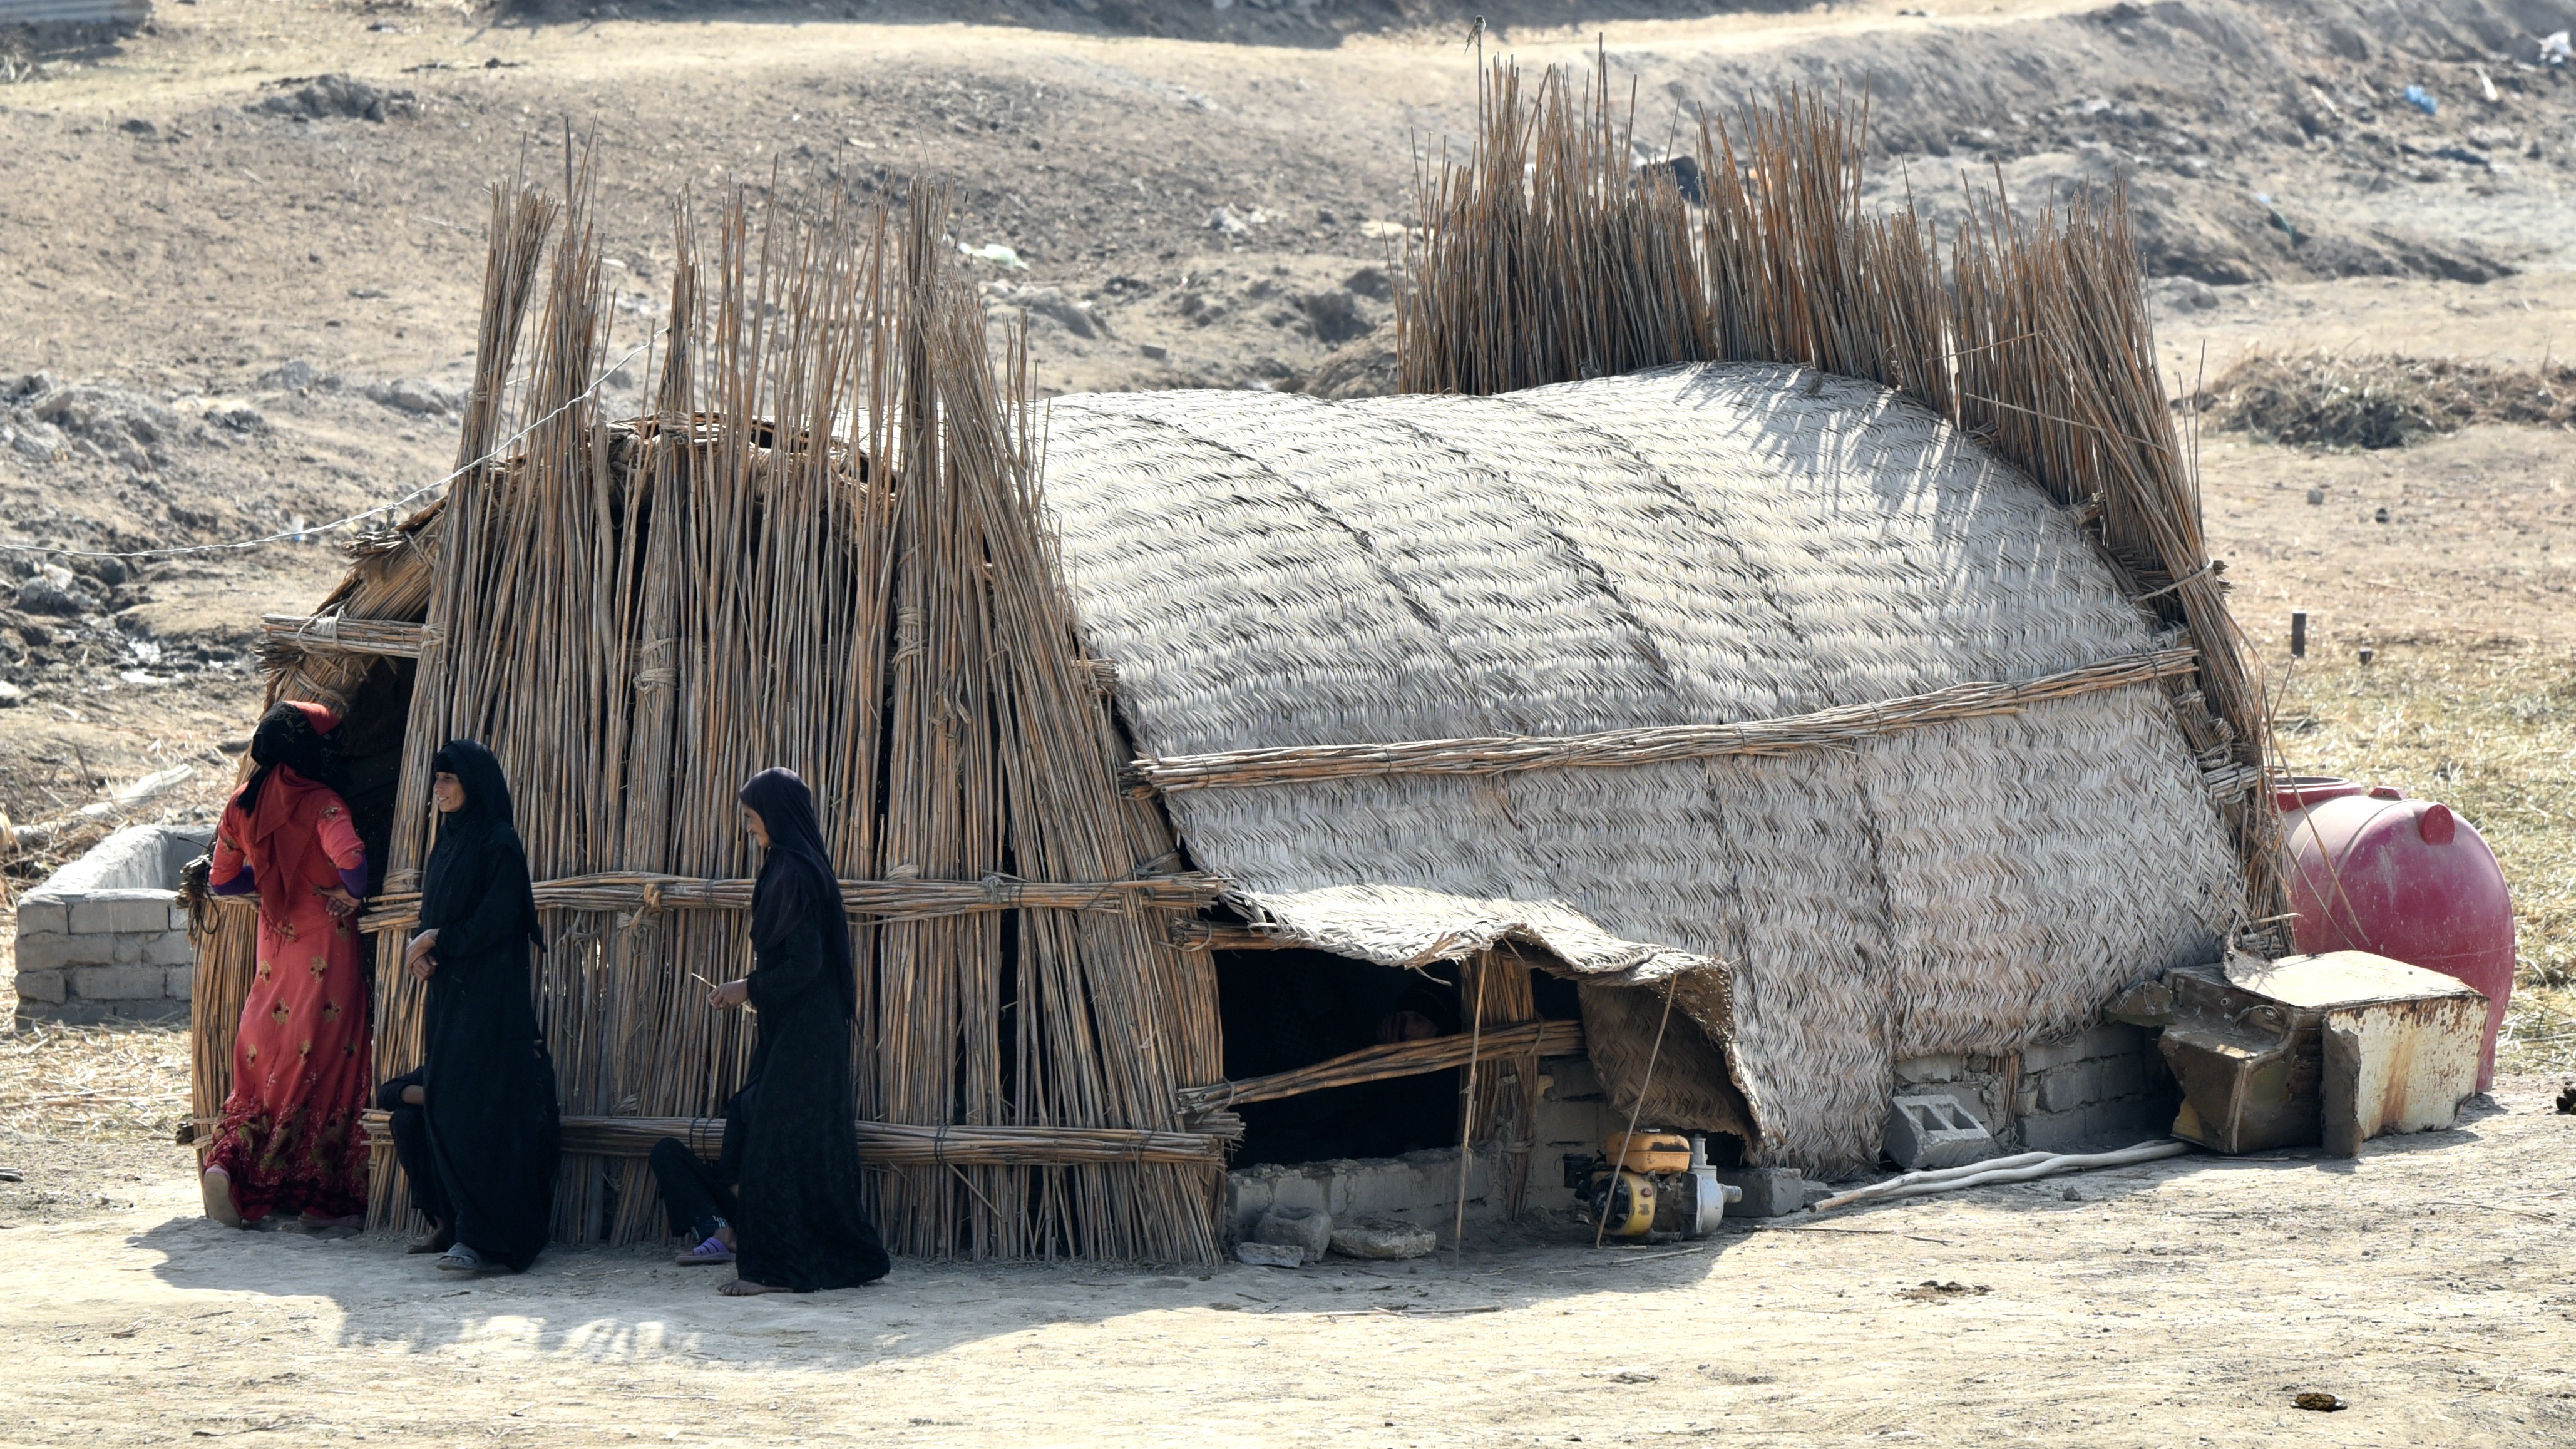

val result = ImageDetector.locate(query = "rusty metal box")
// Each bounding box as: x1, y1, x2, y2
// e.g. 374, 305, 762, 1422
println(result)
2145, 951, 2486, 1157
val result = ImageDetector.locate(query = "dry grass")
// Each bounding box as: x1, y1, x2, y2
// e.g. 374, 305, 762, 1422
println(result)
2204, 351, 2576, 450
2272, 642, 2576, 1071
0, 1018, 190, 1144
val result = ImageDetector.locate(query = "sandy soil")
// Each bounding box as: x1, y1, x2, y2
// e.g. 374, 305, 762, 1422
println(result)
2200, 426, 2575, 655
1, 1079, 2571, 1447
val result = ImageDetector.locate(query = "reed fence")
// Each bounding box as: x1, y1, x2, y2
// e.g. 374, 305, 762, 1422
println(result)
320, 173, 1229, 1261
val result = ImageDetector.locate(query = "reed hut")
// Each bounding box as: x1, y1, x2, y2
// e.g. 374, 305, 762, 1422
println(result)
188, 76, 2276, 1261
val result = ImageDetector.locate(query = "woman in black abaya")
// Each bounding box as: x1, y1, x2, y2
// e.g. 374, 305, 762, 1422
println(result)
375, 740, 560, 1275
649, 767, 888, 1296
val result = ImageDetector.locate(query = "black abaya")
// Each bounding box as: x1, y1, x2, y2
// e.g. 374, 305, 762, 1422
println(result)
401, 741, 560, 1272
721, 768, 888, 1291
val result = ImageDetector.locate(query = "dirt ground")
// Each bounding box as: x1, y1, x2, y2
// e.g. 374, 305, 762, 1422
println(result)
1, 1078, 2571, 1447
3, 0, 2575, 1441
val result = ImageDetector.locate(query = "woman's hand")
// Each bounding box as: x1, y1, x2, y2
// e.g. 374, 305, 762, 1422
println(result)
707, 978, 751, 1011
404, 929, 441, 981
319, 884, 360, 919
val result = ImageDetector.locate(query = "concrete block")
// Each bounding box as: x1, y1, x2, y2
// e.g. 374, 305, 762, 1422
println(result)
70, 963, 171, 1001
1712, 1165, 1809, 1218
14, 930, 111, 972
68, 890, 182, 936
15, 899, 68, 936
2022, 1022, 2148, 1072
171, 904, 191, 932
1894, 1053, 1966, 1085
2034, 1054, 2151, 1114
1329, 1219, 1435, 1259
31, 824, 208, 894
1885, 1092, 2001, 1170
111, 932, 145, 964
165, 965, 194, 1001
2018, 1095, 2170, 1154
1253, 1206, 1332, 1264
1226, 1149, 1501, 1240
145, 930, 196, 966
13, 967, 67, 1005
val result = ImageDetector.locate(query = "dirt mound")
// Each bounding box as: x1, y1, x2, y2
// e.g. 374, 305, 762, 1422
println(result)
246, 73, 416, 123
2203, 352, 2576, 448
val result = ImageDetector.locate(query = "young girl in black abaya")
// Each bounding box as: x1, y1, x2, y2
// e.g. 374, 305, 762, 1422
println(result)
649, 767, 889, 1296
376, 740, 561, 1275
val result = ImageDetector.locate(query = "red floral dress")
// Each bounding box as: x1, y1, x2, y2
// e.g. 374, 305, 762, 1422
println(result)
204, 769, 372, 1223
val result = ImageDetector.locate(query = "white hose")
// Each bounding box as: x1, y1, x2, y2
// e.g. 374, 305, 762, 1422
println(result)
1810, 1139, 2195, 1212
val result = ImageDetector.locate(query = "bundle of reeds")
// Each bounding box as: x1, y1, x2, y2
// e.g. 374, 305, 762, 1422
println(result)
359, 1111, 1228, 1167
1176, 1017, 1584, 1112
1129, 647, 2198, 793
1394, 62, 2279, 928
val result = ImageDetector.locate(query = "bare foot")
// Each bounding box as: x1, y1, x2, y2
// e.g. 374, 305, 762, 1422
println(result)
717, 1277, 791, 1297
200, 1167, 245, 1229
406, 1221, 456, 1254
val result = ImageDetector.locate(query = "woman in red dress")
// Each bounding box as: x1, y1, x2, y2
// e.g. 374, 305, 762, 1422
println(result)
202, 700, 372, 1232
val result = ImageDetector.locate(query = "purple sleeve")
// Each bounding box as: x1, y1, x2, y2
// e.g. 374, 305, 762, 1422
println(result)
339, 866, 369, 900
210, 866, 257, 897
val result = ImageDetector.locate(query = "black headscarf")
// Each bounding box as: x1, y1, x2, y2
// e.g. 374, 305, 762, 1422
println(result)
235, 700, 340, 816
420, 739, 543, 951
739, 767, 854, 1020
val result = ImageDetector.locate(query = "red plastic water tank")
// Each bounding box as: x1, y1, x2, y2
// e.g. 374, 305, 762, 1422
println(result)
2277, 777, 2517, 1088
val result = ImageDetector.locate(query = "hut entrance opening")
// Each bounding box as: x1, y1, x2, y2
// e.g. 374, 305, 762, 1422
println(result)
1215, 950, 1465, 1169
329, 657, 414, 899
1211, 948, 1587, 1174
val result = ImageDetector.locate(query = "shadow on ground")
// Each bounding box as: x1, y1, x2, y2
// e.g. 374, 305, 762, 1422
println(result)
131, 1203, 1764, 1368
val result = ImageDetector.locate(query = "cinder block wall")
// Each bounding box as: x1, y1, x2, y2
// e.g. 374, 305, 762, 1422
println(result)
1893, 1022, 2178, 1158
1220, 1053, 1624, 1241
2013, 1023, 2178, 1152
13, 825, 207, 1021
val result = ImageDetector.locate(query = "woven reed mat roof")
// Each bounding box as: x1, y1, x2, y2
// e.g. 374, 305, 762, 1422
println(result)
1039, 361, 2242, 1177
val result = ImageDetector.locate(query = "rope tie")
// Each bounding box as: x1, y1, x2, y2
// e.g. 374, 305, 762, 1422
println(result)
893, 607, 926, 663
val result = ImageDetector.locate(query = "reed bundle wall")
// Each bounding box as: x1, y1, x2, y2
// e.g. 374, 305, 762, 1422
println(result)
201, 178, 1226, 1262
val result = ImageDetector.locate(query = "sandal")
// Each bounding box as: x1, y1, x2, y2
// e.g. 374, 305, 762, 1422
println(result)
435, 1244, 497, 1274
201, 1168, 246, 1229
675, 1235, 736, 1266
